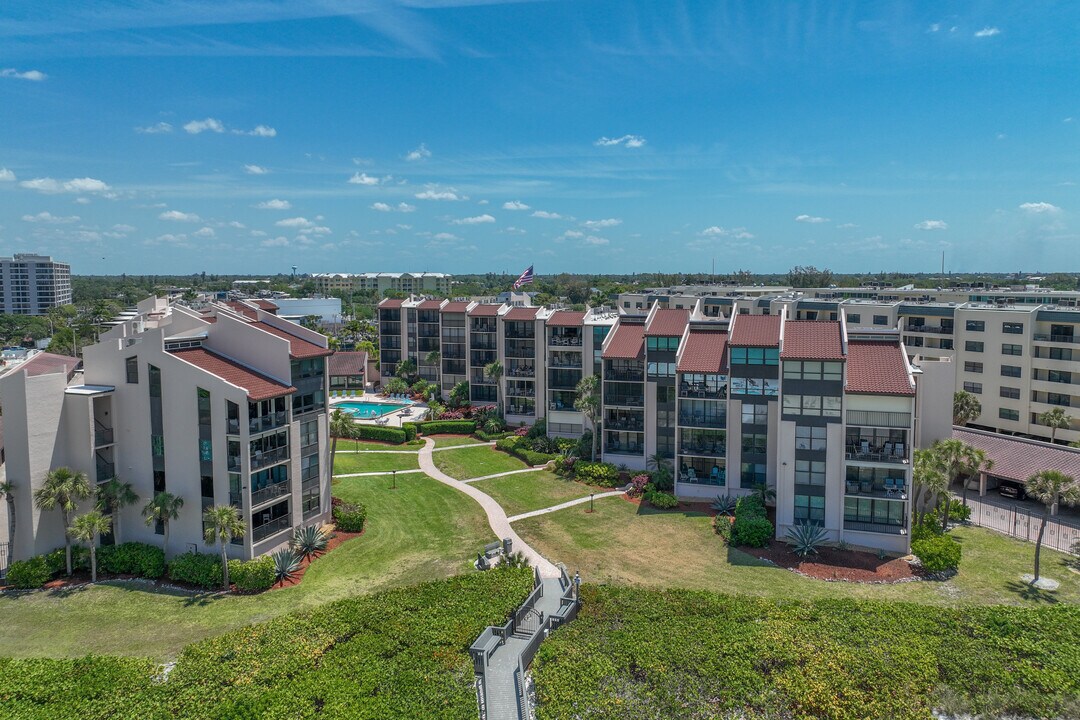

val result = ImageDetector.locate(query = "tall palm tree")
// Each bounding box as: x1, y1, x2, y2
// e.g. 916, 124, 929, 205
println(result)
33, 467, 92, 575
484, 360, 504, 412
1023, 470, 1080, 583
912, 448, 948, 529
952, 391, 982, 426
69, 511, 112, 582
395, 359, 417, 382
203, 505, 246, 590
0, 482, 15, 551
647, 453, 674, 492
142, 491, 184, 558
425, 349, 442, 398
574, 374, 601, 461
329, 408, 353, 475
1038, 407, 1074, 444
95, 477, 138, 544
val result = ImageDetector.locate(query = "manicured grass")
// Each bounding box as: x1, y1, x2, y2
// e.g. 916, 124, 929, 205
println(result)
0, 473, 494, 659
335, 439, 422, 451
472, 470, 602, 518
533, 585, 1080, 720
432, 435, 490, 448
333, 451, 419, 474
513, 496, 1080, 606
432, 444, 530, 480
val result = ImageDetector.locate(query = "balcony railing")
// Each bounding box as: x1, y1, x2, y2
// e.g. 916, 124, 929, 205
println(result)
506, 388, 536, 398
678, 470, 725, 486
249, 412, 288, 435
903, 324, 952, 334
604, 442, 643, 455
471, 322, 497, 334
1034, 333, 1079, 344
506, 403, 536, 416
505, 328, 535, 339
680, 445, 725, 458
605, 418, 644, 432
250, 446, 290, 472
251, 481, 291, 508
842, 519, 905, 535
606, 369, 644, 382
678, 412, 727, 429
844, 479, 908, 499
96, 459, 115, 483
678, 385, 725, 400
845, 410, 911, 429
229, 491, 242, 508
471, 376, 496, 385
470, 338, 497, 350
505, 342, 535, 358
94, 422, 114, 447
252, 513, 292, 542
605, 395, 644, 407
508, 365, 535, 378
549, 335, 582, 347
549, 357, 582, 368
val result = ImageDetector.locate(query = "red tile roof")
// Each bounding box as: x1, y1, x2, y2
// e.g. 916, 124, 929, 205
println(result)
252, 321, 332, 359
645, 308, 689, 337
602, 321, 646, 360
20, 352, 82, 379
379, 298, 405, 309
677, 328, 728, 374
252, 299, 279, 311
729, 315, 781, 347
222, 301, 259, 320
504, 306, 540, 321
468, 304, 502, 317
440, 301, 470, 313
416, 299, 443, 310
845, 341, 914, 396
545, 310, 586, 327
327, 351, 367, 377
781, 320, 844, 360
171, 348, 294, 401
953, 428, 1080, 483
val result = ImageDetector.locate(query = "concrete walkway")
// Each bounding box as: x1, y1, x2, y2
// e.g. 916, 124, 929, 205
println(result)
461, 467, 548, 484
332, 468, 425, 478
431, 441, 496, 452
506, 490, 625, 523
336, 449, 420, 454
418, 438, 560, 578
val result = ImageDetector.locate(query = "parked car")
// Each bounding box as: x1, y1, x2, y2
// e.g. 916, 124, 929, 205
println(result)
997, 481, 1027, 500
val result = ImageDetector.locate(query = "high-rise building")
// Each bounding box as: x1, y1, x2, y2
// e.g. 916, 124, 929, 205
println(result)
0, 254, 72, 315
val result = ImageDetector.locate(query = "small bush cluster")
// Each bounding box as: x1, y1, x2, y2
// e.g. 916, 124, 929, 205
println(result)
331, 499, 367, 533
167, 552, 223, 590
349, 424, 407, 444
912, 534, 962, 573
98, 542, 165, 579
400, 422, 418, 442
6, 556, 52, 589
730, 493, 774, 548
495, 436, 560, 466
626, 474, 650, 499
417, 420, 477, 435
948, 499, 972, 523
6, 543, 165, 589
227, 556, 276, 593
573, 461, 621, 488
44, 545, 90, 575
473, 429, 514, 441
645, 490, 679, 509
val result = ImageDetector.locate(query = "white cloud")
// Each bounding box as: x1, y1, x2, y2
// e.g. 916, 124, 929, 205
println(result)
1019, 202, 1061, 214
227, 221, 245, 229
927, 23, 941, 33
193, 226, 216, 238
371, 202, 392, 212
452, 214, 495, 225
583, 235, 610, 245
837, 222, 858, 229
405, 143, 431, 161
531, 210, 562, 219
504, 226, 526, 235
372, 201, 417, 213
561, 230, 585, 239
183, 118, 226, 134
256, 199, 292, 210
159, 210, 201, 222
583, 218, 621, 230
914, 220, 948, 230
276, 216, 314, 228
0, 168, 14, 182
503, 200, 530, 210
74, 197, 91, 204
244, 164, 270, 175
415, 186, 466, 201
396, 202, 416, 213
145, 233, 190, 247
974, 27, 1001, 38
594, 134, 646, 148
22, 211, 79, 224
348, 172, 382, 186
136, 122, 173, 134
112, 224, 136, 233
1, 68, 46, 81
699, 226, 754, 239
432, 232, 458, 241
795, 214, 830, 224
261, 236, 290, 247
247, 125, 277, 138
20, 176, 112, 194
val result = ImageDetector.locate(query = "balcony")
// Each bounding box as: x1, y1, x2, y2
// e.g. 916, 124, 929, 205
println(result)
842, 519, 906, 535
549, 334, 583, 347
678, 469, 725, 486
505, 341, 535, 358
605, 394, 644, 408
605, 416, 644, 432
678, 383, 725, 400
229, 491, 243, 508
845, 445, 908, 465
471, 375, 496, 385
379, 322, 401, 335
249, 411, 288, 435
844, 478, 908, 500
549, 355, 582, 369
96, 458, 115, 483
845, 410, 911, 429
678, 412, 726, 429
470, 338, 497, 351
250, 446, 290, 472
606, 369, 644, 382
604, 442, 643, 455
1034, 333, 1079, 344
504, 327, 535, 339
903, 324, 953, 334
252, 513, 292, 542
442, 347, 465, 360
506, 401, 536, 416
506, 386, 536, 398
251, 481, 291, 508
507, 364, 535, 378
471, 322, 497, 334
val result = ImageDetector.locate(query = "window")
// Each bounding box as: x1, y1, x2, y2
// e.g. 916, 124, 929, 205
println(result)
741, 404, 769, 425
656, 385, 676, 403
656, 409, 675, 428
300, 419, 319, 450
999, 408, 1020, 421
962, 382, 982, 394
795, 460, 826, 485
783, 361, 843, 381
730, 347, 779, 365
125, 357, 139, 383
847, 313, 861, 324
782, 394, 841, 417
741, 433, 768, 455
647, 361, 676, 378
1001, 365, 1022, 378
794, 494, 825, 525
964, 361, 983, 373
646, 337, 680, 352
965, 341, 984, 352
844, 497, 904, 527
1001, 343, 1023, 356
1000, 386, 1020, 399
293, 390, 325, 415
1046, 392, 1072, 407
201, 474, 214, 500
965, 320, 985, 332
795, 425, 827, 451
1040, 346, 1073, 361
1002, 322, 1024, 334
740, 462, 766, 485
873, 315, 888, 325
730, 377, 779, 396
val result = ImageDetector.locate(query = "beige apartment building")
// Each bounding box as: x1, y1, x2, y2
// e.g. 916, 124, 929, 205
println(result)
313, 272, 453, 296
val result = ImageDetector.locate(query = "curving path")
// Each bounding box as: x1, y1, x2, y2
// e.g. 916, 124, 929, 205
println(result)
418, 438, 561, 578
506, 490, 625, 523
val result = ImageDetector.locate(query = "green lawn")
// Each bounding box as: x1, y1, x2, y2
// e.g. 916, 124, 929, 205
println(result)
333, 451, 419, 474
335, 439, 422, 451
472, 470, 603, 518
513, 496, 1080, 606
0, 473, 494, 660
432, 444, 530, 480
432, 435, 490, 448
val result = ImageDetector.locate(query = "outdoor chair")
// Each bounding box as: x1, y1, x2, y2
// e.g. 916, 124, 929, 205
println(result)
710, 466, 720, 482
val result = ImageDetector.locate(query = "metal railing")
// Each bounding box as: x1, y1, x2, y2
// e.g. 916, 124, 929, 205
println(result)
1034, 333, 1079, 344
964, 495, 1080, 554
606, 369, 644, 382
249, 412, 288, 435
94, 420, 114, 447
250, 481, 290, 508
845, 410, 911, 428
252, 513, 291, 542
678, 413, 727, 429
605, 395, 644, 407
842, 519, 906, 535
250, 446, 289, 471
548, 335, 583, 346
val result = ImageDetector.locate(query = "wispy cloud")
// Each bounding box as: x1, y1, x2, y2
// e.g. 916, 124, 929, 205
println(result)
20, 176, 111, 194
700, 226, 754, 239
256, 199, 291, 210
415, 185, 466, 201
914, 220, 948, 230
245, 125, 276, 138
348, 172, 388, 186
0, 168, 15, 182
244, 164, 270, 175
594, 135, 646, 148
1, 68, 46, 81
405, 143, 431, 161
193, 226, 215, 238
159, 209, 201, 222
531, 210, 562, 219
1019, 202, 1061, 214
583, 218, 621, 230
795, 214, 830, 223
583, 235, 610, 245
974, 27, 1001, 38
276, 216, 314, 228
22, 211, 79, 224
135, 122, 173, 134
503, 200, 530, 210
452, 214, 495, 225
183, 118, 225, 134
371, 202, 416, 213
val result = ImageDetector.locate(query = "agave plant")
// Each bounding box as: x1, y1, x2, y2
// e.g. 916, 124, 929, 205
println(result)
291, 524, 330, 561
272, 548, 302, 585
784, 522, 829, 558
499, 551, 530, 570
710, 493, 737, 516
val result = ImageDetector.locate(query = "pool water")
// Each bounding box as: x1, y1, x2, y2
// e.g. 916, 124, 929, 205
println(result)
337, 400, 409, 418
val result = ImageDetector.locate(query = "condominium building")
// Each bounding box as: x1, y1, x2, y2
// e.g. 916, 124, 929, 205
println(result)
312, 272, 453, 296
0, 254, 72, 315
0, 297, 332, 563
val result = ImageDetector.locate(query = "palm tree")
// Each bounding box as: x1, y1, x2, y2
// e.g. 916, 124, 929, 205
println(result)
952, 391, 982, 426
95, 477, 138, 544
425, 350, 442, 398
33, 467, 92, 575
912, 448, 948, 529
1023, 470, 1080, 583
329, 408, 353, 475
69, 511, 112, 582
933, 439, 994, 521
142, 491, 184, 558
647, 452, 674, 492
574, 374, 601, 461
203, 505, 246, 590
484, 360, 504, 412
0, 482, 15, 551
395, 359, 417, 382
1038, 407, 1074, 444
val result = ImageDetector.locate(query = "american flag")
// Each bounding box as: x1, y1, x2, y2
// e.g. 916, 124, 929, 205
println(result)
512, 265, 534, 289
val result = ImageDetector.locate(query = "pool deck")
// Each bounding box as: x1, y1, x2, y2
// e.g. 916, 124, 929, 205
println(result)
329, 393, 430, 427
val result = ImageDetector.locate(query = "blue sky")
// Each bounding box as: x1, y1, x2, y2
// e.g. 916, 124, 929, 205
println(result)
1, 1, 1077, 276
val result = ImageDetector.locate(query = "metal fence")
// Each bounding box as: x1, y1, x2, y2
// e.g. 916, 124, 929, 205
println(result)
0, 542, 8, 578
964, 496, 1080, 555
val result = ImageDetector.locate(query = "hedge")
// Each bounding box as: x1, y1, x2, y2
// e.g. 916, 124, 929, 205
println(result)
167, 552, 223, 590
574, 461, 621, 488
645, 490, 678, 509
416, 420, 477, 435
532, 586, 1080, 720
6, 556, 51, 589
494, 437, 558, 467
473, 429, 514, 442
332, 501, 368, 532
227, 556, 276, 593
351, 424, 407, 444
97, 543, 165, 579
912, 534, 962, 573
44, 545, 90, 575
401, 422, 418, 442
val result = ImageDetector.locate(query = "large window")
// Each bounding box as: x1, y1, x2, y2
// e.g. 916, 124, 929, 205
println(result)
873, 315, 888, 325
794, 494, 825, 525
730, 347, 779, 365
741, 403, 768, 425
741, 433, 767, 455
125, 357, 139, 384
740, 462, 766, 485
795, 425, 827, 451
1001, 343, 1023, 356
844, 497, 904, 528
964, 361, 983, 373
962, 381, 982, 394
647, 361, 676, 378
965, 320, 985, 332
1002, 322, 1024, 334
782, 361, 843, 381
795, 460, 826, 486
999, 408, 1019, 421
1001, 365, 1022, 378
646, 336, 680, 352
1000, 386, 1020, 400
965, 341, 984, 352
782, 394, 841, 417
730, 377, 779, 396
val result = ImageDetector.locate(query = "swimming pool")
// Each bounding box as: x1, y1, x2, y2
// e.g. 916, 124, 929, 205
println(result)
336, 400, 410, 418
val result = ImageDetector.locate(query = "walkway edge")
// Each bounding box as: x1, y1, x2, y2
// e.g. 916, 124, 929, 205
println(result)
506, 490, 625, 523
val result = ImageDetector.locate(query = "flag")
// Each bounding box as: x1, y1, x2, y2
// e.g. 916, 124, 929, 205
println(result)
512, 265, 534, 290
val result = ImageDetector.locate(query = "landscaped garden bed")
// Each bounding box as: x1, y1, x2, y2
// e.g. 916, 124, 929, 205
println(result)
742, 538, 919, 583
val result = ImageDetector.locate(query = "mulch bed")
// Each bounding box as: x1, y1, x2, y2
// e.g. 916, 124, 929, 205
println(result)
269, 528, 364, 590
742, 538, 919, 583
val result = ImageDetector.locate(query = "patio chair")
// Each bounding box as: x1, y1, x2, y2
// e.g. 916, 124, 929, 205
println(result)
710, 466, 720, 482
860, 439, 870, 456
687, 468, 697, 481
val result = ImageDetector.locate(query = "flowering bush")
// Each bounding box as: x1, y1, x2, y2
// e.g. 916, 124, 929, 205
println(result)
515, 426, 529, 437
626, 474, 650, 498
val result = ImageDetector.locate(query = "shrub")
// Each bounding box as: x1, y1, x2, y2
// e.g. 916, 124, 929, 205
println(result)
496, 436, 557, 466
575, 429, 594, 460
912, 534, 962, 573
734, 494, 766, 520
714, 515, 734, 543
350, 424, 407, 444
473, 429, 513, 441
784, 522, 829, 558
525, 417, 547, 439
418, 420, 477, 435
710, 493, 737, 516
646, 491, 679, 509
97, 542, 165, 579
626, 474, 650, 499
910, 518, 943, 543
574, 461, 620, 488
271, 548, 302, 585
732, 515, 773, 548
332, 501, 367, 532
552, 453, 576, 476
227, 556, 276, 593
6, 556, 52, 589
168, 552, 223, 590
44, 545, 89, 575
948, 499, 972, 523
400, 422, 418, 442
